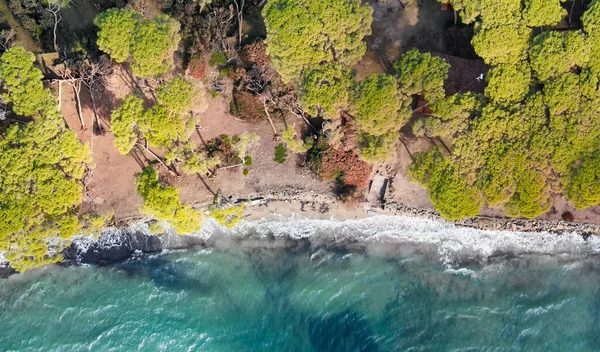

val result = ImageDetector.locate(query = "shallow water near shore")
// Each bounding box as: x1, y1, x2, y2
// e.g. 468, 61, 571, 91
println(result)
3, 216, 600, 351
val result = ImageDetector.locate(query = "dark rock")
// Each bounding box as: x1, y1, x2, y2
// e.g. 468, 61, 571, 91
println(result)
562, 211, 575, 222
0, 265, 16, 279
63, 231, 162, 266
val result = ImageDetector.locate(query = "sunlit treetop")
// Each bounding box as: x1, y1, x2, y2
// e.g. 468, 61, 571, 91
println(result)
111, 94, 144, 155
471, 23, 532, 65
484, 62, 532, 103
262, 0, 372, 83
395, 49, 450, 103
352, 74, 411, 137
529, 31, 590, 83
136, 166, 202, 234
0, 46, 56, 117
299, 63, 353, 119
156, 77, 195, 116
523, 0, 567, 27
94, 8, 140, 63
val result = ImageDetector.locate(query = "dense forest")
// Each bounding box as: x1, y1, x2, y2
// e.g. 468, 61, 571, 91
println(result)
0, 0, 599, 271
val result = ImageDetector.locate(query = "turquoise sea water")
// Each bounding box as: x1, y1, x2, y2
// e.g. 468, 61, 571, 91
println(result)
2, 217, 600, 351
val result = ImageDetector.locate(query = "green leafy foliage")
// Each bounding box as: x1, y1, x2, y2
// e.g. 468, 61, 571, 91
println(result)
131, 15, 181, 78
111, 95, 144, 155
523, 0, 567, 27
395, 49, 450, 102
0, 46, 55, 116
262, 0, 372, 83
209, 204, 245, 228
136, 166, 202, 234
415, 93, 484, 138
94, 9, 140, 63
95, 10, 180, 77
156, 77, 195, 115
484, 62, 532, 103
529, 31, 590, 83
0, 47, 92, 272
565, 151, 600, 209
299, 63, 353, 119
209, 50, 227, 66
274, 144, 287, 163
471, 24, 531, 65
282, 125, 308, 153
543, 73, 581, 116
582, 0, 600, 37
357, 132, 397, 163
352, 74, 411, 137
409, 149, 483, 220
140, 105, 188, 149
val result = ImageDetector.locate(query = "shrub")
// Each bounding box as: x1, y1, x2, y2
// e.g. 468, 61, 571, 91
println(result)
315, 143, 371, 189
187, 54, 208, 80
209, 50, 227, 66
230, 90, 267, 121
274, 144, 287, 163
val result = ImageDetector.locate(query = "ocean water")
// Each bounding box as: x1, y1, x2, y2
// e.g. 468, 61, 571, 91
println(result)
2, 216, 600, 351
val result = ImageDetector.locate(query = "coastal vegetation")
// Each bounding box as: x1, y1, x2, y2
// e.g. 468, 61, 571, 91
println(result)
1, 0, 600, 272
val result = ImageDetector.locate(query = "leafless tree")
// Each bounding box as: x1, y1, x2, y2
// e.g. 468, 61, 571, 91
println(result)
278, 90, 315, 130
45, 0, 63, 52
232, 0, 245, 48
79, 57, 112, 134
245, 65, 279, 137
57, 65, 85, 129
209, 6, 235, 54
0, 29, 15, 52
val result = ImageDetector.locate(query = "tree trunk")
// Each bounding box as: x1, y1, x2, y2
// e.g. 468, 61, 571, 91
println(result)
261, 97, 278, 138
136, 142, 179, 177
73, 82, 85, 129
58, 81, 62, 111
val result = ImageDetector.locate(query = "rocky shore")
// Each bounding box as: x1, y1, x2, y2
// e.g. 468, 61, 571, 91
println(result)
3, 189, 600, 279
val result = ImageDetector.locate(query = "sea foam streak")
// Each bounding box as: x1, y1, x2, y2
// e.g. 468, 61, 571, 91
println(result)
42, 214, 600, 269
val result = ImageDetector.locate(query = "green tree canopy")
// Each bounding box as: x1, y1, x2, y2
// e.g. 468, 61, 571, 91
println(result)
478, 0, 523, 28
352, 74, 411, 136
140, 105, 189, 149
299, 63, 353, 119
136, 166, 202, 234
543, 73, 581, 116
0, 47, 92, 272
262, 0, 372, 83
471, 24, 531, 65
395, 49, 450, 102
565, 151, 600, 209
529, 31, 590, 83
583, 0, 600, 37
156, 77, 195, 115
94, 8, 140, 63
414, 92, 484, 138
131, 15, 181, 78
409, 149, 483, 220
0, 47, 55, 117
95, 10, 180, 78
357, 132, 397, 163
484, 62, 532, 103
523, 0, 567, 27
111, 94, 144, 155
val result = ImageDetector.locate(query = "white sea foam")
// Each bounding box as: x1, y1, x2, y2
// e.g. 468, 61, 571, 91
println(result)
69, 214, 600, 268
220, 215, 600, 267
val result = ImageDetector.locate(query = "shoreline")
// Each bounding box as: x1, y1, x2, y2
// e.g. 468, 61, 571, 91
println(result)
3, 190, 600, 279
113, 189, 600, 236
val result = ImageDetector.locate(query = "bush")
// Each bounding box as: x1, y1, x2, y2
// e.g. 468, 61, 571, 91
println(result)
187, 54, 208, 80
274, 144, 287, 163
230, 90, 267, 121
315, 143, 371, 189
209, 50, 227, 66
